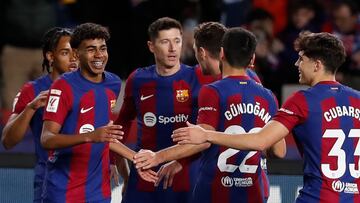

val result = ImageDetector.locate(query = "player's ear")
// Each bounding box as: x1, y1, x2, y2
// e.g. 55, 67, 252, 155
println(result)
220, 47, 225, 61
73, 48, 80, 59
147, 41, 154, 53
199, 47, 206, 58
46, 51, 54, 66
249, 54, 256, 68
314, 59, 322, 72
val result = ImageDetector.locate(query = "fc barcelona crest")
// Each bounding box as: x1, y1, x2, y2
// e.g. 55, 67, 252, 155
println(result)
176, 89, 189, 102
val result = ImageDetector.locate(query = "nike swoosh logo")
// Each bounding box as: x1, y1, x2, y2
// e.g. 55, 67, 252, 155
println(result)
80, 107, 93, 113
140, 94, 154, 101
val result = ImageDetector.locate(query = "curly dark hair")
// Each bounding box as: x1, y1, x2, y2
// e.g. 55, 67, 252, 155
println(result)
148, 17, 182, 41
222, 27, 257, 67
70, 22, 110, 49
294, 32, 346, 74
41, 27, 73, 73
194, 22, 227, 59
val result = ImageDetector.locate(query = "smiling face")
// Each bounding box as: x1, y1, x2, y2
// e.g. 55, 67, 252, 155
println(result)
76, 38, 108, 82
148, 28, 182, 70
295, 51, 316, 85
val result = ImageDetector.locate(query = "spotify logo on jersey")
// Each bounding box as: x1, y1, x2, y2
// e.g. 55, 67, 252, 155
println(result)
143, 112, 157, 127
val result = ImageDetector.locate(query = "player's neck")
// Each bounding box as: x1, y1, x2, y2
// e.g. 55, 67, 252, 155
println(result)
156, 63, 180, 76
222, 65, 247, 78
81, 69, 103, 83
50, 70, 61, 81
310, 73, 336, 86
207, 58, 221, 75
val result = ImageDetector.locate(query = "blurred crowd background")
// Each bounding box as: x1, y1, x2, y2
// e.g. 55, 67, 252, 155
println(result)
2, 0, 360, 108
1, 0, 360, 159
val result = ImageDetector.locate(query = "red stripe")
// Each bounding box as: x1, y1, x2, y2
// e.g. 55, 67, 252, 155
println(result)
212, 95, 243, 202
251, 96, 270, 201
172, 80, 192, 191
14, 82, 35, 114
101, 89, 118, 198
101, 145, 111, 198
350, 97, 360, 203
66, 90, 95, 202
211, 164, 230, 203
319, 97, 340, 203
138, 81, 157, 191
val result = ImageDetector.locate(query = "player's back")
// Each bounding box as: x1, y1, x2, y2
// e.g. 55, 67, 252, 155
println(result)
292, 81, 360, 203
195, 75, 277, 203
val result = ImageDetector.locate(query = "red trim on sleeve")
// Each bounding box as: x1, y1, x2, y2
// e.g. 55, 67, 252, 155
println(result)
43, 79, 73, 125
197, 85, 220, 128
273, 91, 308, 131
13, 82, 35, 114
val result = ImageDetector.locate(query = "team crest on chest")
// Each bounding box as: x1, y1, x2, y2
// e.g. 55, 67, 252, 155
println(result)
176, 89, 189, 102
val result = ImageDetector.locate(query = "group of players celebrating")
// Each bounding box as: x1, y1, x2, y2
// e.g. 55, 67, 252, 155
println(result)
2, 16, 360, 203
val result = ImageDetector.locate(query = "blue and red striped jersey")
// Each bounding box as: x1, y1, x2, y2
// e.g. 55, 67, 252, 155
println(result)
274, 81, 360, 203
43, 70, 121, 202
196, 75, 278, 203
116, 64, 217, 198
13, 74, 52, 202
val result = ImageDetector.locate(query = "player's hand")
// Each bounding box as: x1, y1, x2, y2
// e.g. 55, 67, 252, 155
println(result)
28, 90, 49, 110
87, 121, 123, 143
172, 122, 208, 144
155, 160, 182, 189
137, 168, 158, 183
110, 164, 120, 186
133, 149, 161, 169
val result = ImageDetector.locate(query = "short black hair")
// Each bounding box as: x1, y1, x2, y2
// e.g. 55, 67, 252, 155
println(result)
194, 22, 227, 59
148, 17, 182, 41
222, 27, 257, 67
70, 22, 110, 49
294, 32, 346, 74
42, 27, 73, 73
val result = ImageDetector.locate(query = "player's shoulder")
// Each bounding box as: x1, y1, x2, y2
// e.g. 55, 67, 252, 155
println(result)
182, 63, 196, 71
20, 74, 51, 93
255, 82, 273, 95
59, 69, 77, 82
104, 71, 121, 82
180, 64, 199, 76
131, 64, 156, 79
340, 84, 360, 96
31, 74, 52, 89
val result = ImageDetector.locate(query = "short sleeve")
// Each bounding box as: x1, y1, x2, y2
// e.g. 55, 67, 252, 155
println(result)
13, 82, 35, 114
43, 79, 73, 125
197, 85, 220, 128
273, 91, 308, 131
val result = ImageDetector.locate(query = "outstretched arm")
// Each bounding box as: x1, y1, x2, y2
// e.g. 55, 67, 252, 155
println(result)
172, 121, 289, 151
265, 137, 287, 158
41, 120, 123, 149
133, 123, 213, 170
110, 141, 158, 183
